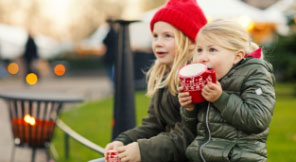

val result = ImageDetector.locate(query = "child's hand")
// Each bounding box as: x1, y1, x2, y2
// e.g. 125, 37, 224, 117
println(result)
117, 142, 141, 162
104, 141, 124, 159
178, 86, 195, 111
202, 81, 222, 103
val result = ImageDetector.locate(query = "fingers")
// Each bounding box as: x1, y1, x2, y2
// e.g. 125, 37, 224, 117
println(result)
177, 86, 184, 92
202, 81, 222, 102
104, 144, 112, 158
206, 82, 217, 90
178, 92, 192, 107
120, 156, 128, 162
178, 93, 191, 103
117, 146, 125, 153
118, 147, 128, 162
117, 150, 125, 158
181, 98, 192, 107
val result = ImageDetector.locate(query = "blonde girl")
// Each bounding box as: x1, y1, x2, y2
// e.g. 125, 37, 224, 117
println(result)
102, 0, 207, 162
179, 19, 275, 162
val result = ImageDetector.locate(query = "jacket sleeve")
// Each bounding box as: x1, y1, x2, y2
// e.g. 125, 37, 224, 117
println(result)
137, 121, 195, 162
114, 95, 164, 144
213, 63, 276, 134
180, 107, 198, 135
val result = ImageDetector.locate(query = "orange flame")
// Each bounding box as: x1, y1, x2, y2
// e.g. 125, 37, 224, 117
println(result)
24, 114, 36, 126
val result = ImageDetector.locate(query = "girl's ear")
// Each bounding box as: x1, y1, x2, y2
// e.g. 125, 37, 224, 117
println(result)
233, 50, 245, 64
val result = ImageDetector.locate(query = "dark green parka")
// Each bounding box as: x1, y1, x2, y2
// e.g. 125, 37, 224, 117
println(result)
182, 58, 276, 162
115, 87, 195, 162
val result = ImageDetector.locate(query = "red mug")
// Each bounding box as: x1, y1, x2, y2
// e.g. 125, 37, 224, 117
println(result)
106, 150, 121, 162
178, 63, 216, 103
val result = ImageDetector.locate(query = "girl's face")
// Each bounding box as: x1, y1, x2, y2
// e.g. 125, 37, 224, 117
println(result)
195, 36, 243, 80
152, 21, 176, 65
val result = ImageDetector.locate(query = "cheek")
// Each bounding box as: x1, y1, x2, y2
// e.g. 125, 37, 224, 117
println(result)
216, 63, 233, 79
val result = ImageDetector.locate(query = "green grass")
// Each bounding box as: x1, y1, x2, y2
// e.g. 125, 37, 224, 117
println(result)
267, 83, 296, 162
52, 83, 296, 162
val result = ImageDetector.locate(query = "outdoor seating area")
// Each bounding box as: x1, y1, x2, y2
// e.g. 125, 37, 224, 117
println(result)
0, 0, 296, 162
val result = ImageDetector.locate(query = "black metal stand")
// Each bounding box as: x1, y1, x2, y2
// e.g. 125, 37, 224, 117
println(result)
31, 148, 36, 162
110, 19, 139, 140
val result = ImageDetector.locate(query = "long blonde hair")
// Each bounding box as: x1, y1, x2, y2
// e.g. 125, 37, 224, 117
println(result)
197, 19, 263, 59
146, 28, 196, 97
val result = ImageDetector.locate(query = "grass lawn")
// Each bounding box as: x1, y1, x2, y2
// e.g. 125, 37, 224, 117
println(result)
52, 83, 296, 162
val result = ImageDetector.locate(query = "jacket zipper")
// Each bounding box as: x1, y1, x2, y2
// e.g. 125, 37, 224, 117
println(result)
200, 103, 211, 162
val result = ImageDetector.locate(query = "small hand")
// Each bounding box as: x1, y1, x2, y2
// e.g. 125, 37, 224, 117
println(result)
177, 86, 195, 111
202, 81, 222, 102
118, 142, 141, 162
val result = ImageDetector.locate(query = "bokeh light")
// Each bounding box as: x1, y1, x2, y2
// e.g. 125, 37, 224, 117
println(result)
7, 62, 19, 75
26, 73, 38, 85
54, 64, 66, 76
237, 16, 255, 31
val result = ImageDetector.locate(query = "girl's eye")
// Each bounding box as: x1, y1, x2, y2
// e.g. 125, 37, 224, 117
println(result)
165, 34, 173, 38
197, 48, 203, 53
209, 48, 217, 52
153, 34, 158, 38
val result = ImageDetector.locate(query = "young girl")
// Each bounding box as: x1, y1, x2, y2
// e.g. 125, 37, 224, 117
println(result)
178, 19, 275, 162
102, 0, 207, 162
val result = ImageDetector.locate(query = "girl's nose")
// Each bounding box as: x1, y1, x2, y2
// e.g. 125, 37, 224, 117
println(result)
198, 54, 208, 64
153, 39, 163, 47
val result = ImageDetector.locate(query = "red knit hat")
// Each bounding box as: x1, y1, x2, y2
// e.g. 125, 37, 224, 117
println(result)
150, 0, 207, 42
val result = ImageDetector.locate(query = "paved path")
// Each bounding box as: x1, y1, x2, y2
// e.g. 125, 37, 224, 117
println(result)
0, 75, 113, 162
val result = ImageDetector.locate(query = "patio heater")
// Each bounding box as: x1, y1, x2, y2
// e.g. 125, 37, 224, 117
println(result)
109, 19, 139, 140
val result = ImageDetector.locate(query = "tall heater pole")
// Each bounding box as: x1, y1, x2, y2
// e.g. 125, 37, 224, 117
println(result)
110, 19, 139, 140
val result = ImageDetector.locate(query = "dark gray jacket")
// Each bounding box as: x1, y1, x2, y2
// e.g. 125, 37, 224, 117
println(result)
115, 87, 194, 162
182, 58, 276, 162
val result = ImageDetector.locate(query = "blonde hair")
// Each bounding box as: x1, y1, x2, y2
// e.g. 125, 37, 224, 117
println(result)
146, 28, 196, 97
197, 19, 263, 59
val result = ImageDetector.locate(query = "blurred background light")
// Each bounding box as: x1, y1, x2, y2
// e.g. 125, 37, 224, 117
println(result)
25, 73, 38, 85
237, 16, 255, 31
7, 62, 19, 75
54, 64, 66, 76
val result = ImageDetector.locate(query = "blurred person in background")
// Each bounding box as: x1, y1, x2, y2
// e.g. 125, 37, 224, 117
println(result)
22, 31, 39, 80
0, 43, 8, 79
102, 19, 119, 84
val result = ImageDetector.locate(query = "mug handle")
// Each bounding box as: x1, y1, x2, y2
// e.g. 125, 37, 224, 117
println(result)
205, 70, 216, 83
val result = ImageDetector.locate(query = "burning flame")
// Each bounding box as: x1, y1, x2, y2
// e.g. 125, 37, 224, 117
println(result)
24, 114, 36, 126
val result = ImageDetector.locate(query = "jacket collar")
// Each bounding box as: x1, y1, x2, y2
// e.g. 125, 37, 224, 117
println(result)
245, 48, 262, 59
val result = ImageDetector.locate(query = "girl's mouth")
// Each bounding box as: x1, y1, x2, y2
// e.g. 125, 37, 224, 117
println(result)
156, 52, 168, 57
207, 67, 214, 70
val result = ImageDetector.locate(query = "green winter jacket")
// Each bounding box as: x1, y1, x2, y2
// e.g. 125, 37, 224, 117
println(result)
182, 58, 276, 162
115, 87, 195, 162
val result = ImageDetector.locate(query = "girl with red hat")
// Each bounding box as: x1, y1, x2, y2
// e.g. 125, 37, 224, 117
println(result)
101, 0, 207, 162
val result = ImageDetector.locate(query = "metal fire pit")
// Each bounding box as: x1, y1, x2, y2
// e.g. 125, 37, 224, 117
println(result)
0, 90, 83, 162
